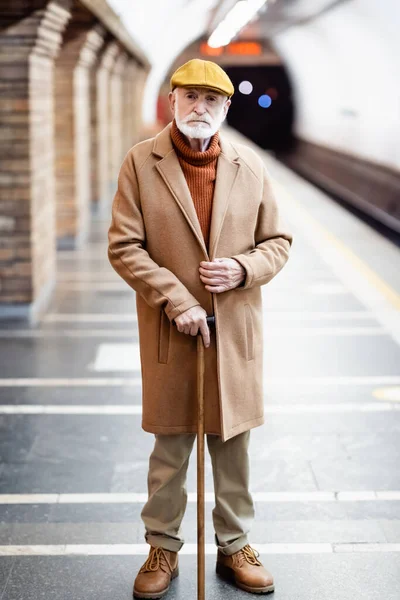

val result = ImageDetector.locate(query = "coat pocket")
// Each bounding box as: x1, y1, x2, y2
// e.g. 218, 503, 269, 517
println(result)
244, 303, 255, 361
158, 310, 171, 364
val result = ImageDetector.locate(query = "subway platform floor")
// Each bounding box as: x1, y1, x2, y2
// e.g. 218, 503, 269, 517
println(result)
0, 130, 400, 599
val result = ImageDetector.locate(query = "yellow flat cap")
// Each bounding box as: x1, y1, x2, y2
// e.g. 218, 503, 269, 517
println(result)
170, 59, 234, 97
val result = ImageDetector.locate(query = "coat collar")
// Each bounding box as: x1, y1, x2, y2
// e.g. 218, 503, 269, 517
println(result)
152, 122, 241, 260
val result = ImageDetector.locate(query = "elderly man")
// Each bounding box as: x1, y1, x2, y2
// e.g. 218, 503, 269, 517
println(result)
108, 58, 292, 598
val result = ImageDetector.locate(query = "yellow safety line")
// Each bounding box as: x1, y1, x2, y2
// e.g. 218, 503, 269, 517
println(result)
274, 181, 400, 311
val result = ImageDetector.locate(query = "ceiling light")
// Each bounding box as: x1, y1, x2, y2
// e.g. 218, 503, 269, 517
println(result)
208, 0, 267, 48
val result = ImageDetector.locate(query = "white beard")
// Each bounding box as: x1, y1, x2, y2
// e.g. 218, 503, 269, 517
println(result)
175, 101, 226, 140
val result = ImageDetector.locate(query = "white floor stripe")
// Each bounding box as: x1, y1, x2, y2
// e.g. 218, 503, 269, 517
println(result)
0, 330, 139, 338
375, 491, 400, 500
0, 327, 387, 338
1, 376, 400, 388
57, 272, 120, 281
0, 494, 61, 504
264, 311, 377, 321
57, 283, 128, 291
42, 312, 375, 323
0, 543, 399, 556
0, 405, 145, 414
266, 377, 400, 385
0, 491, 399, 504
0, 378, 142, 387
0, 402, 397, 415
43, 314, 138, 322
336, 492, 377, 501
268, 403, 396, 412
57, 254, 107, 261
91, 343, 141, 371
266, 327, 387, 335
307, 283, 348, 295
332, 544, 400, 553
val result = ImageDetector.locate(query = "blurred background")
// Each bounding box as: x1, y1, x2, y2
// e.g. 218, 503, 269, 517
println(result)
0, 2, 400, 599
0, 0, 399, 320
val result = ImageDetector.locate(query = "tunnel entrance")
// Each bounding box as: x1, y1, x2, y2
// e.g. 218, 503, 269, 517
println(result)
224, 65, 294, 152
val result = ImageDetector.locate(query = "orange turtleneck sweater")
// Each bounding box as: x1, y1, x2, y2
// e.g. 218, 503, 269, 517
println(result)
170, 119, 221, 251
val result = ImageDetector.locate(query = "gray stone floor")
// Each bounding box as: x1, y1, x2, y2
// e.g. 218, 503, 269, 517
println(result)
1, 144, 400, 599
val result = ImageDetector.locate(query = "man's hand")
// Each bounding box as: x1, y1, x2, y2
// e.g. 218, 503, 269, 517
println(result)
199, 258, 245, 293
174, 305, 210, 348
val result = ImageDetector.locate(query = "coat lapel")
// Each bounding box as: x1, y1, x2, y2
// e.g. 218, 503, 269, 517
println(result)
156, 152, 208, 258
153, 123, 208, 258
152, 123, 240, 261
208, 144, 240, 260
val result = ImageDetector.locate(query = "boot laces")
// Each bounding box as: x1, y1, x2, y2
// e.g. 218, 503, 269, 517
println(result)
139, 546, 173, 574
235, 544, 262, 567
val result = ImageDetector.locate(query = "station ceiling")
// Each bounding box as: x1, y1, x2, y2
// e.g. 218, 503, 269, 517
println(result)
107, 0, 345, 65
105, 0, 400, 176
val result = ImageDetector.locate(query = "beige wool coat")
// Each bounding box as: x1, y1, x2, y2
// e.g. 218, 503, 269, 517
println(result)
108, 122, 293, 442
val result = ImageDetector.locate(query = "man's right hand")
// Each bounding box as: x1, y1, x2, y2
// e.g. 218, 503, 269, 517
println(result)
173, 305, 210, 348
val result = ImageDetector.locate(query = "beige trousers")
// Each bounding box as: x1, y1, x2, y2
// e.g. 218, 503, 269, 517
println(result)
141, 431, 254, 556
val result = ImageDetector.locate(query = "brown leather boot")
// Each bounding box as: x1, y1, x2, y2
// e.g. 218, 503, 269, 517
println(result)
133, 546, 179, 599
216, 544, 274, 594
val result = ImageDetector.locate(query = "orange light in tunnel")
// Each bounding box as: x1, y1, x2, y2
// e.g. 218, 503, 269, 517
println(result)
200, 42, 224, 56
266, 87, 278, 100
226, 42, 262, 55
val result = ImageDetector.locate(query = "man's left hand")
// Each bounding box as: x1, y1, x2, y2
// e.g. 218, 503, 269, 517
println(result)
199, 258, 245, 293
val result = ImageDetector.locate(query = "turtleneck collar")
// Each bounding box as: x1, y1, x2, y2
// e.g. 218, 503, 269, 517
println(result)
171, 118, 221, 166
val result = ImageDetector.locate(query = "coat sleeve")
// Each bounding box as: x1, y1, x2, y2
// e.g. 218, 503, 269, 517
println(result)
107, 150, 201, 321
230, 164, 292, 290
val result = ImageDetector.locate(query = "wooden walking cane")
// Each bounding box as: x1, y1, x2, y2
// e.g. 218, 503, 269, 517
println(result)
173, 314, 215, 599
197, 315, 215, 600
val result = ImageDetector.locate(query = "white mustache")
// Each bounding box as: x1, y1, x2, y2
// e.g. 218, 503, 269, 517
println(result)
183, 114, 212, 125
